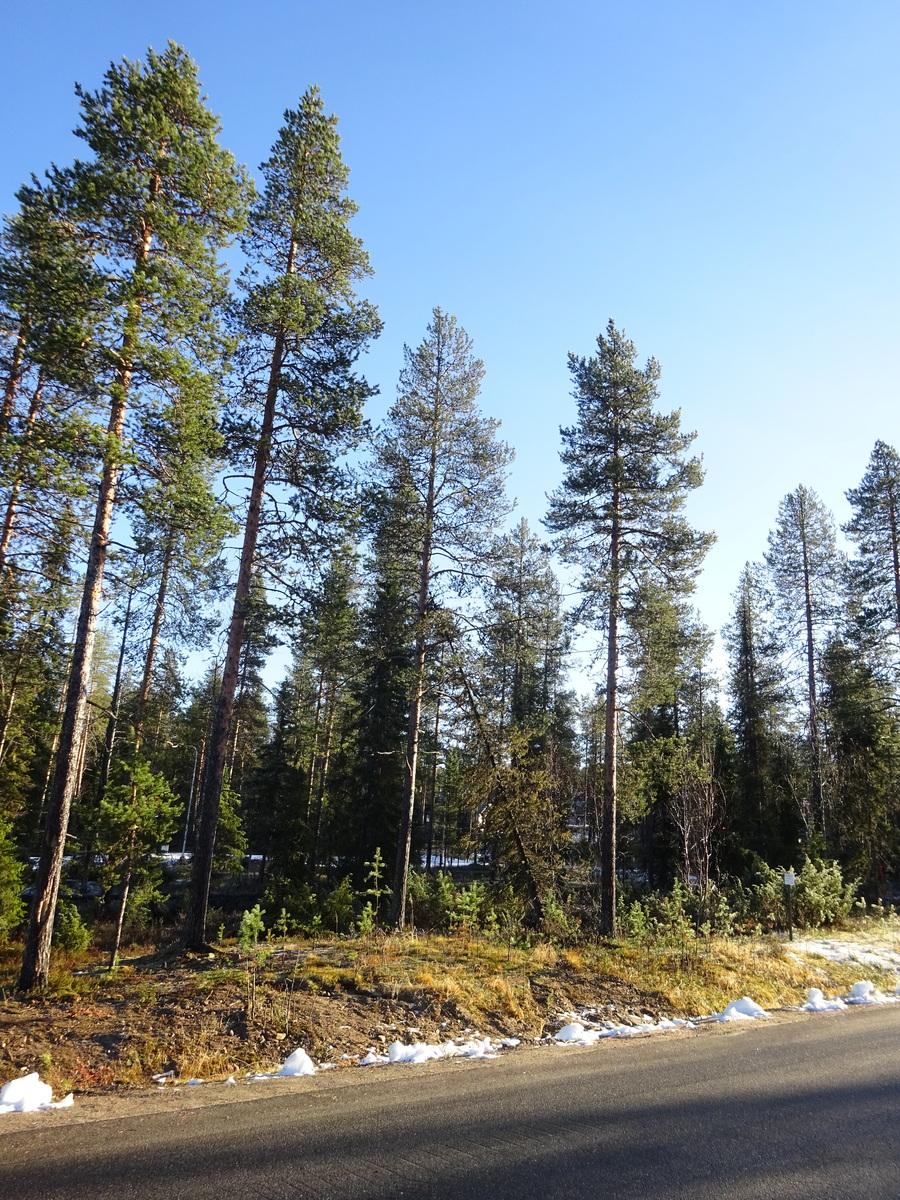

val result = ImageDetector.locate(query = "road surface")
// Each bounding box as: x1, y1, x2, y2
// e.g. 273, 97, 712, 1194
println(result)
2, 1006, 900, 1198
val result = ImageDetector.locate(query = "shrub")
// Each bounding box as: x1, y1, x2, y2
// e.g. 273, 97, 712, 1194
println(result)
727, 855, 856, 931
238, 903, 266, 952
53, 899, 91, 952
325, 875, 355, 933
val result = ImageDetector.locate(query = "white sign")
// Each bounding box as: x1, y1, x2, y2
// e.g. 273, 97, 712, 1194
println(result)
784, 871, 796, 887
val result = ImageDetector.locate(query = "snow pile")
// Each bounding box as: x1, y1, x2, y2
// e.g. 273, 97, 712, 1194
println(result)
792, 938, 900, 973
713, 997, 770, 1022
248, 1046, 318, 1080
277, 1048, 317, 1076
554, 1016, 692, 1044
802, 988, 847, 1012
361, 1036, 507, 1066
0, 1073, 74, 1115
844, 980, 894, 1005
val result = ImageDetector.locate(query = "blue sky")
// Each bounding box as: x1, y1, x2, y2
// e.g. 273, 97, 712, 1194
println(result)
4, 1, 899, 683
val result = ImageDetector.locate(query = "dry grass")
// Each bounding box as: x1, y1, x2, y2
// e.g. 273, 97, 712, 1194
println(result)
2, 918, 899, 1094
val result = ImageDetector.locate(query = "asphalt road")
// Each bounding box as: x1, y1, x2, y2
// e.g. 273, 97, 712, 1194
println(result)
3, 1007, 900, 1199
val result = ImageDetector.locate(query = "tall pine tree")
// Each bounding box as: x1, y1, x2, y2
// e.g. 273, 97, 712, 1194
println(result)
186, 87, 379, 947
546, 320, 712, 935
19, 44, 248, 989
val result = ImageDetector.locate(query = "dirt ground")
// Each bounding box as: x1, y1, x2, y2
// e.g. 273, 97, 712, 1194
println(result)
0, 940, 684, 1097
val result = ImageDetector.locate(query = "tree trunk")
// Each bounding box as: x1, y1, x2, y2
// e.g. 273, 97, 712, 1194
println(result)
391, 618, 428, 927
95, 581, 135, 805
425, 656, 443, 872
0, 373, 43, 576
184, 325, 286, 948
798, 498, 824, 837
390, 391, 439, 928
18, 390, 128, 989
309, 696, 335, 875
887, 488, 900, 638
17, 184, 152, 989
0, 329, 26, 437
600, 494, 620, 937
133, 537, 173, 749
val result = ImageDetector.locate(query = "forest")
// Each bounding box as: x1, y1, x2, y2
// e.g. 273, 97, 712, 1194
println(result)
2, 44, 900, 991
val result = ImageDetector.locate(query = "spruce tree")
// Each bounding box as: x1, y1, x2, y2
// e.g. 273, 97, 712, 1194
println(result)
19, 44, 248, 990
185, 88, 379, 946
820, 637, 900, 894
844, 440, 900, 654
723, 563, 796, 861
546, 320, 713, 935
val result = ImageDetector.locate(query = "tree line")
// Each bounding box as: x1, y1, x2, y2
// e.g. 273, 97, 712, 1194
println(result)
1, 45, 898, 988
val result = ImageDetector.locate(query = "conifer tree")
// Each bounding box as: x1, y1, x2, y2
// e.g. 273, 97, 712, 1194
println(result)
723, 563, 796, 860
765, 486, 841, 841
546, 320, 712, 934
844, 441, 900, 654
339, 484, 418, 876
186, 88, 379, 946
473, 520, 576, 909
820, 637, 900, 893
19, 44, 248, 990
375, 309, 512, 927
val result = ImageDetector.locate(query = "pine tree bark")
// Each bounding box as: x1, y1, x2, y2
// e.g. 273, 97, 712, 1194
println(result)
798, 498, 824, 837
390, 434, 436, 928
18, 190, 151, 989
0, 373, 43, 575
887, 488, 900, 637
18, 386, 128, 989
600, 490, 620, 937
185, 326, 285, 948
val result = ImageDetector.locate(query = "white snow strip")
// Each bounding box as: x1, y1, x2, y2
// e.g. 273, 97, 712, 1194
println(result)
0, 1073, 74, 1114
361, 1036, 509, 1066
554, 1017, 689, 1044
801, 988, 847, 1012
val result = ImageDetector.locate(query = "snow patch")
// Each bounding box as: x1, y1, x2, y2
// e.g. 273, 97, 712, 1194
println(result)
0, 1073, 74, 1114
802, 988, 847, 1012
361, 1036, 509, 1066
792, 938, 900, 973
277, 1048, 317, 1077
845, 980, 895, 1005
247, 1046, 319, 1080
553, 1016, 690, 1043
713, 997, 770, 1021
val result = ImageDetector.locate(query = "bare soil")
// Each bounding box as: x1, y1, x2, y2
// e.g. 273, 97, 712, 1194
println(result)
0, 940, 684, 1097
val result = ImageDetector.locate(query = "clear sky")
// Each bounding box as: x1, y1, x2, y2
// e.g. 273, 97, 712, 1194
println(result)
4, 1, 899, 685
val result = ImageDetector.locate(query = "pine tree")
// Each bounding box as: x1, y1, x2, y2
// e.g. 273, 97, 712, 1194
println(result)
19, 44, 249, 990
375, 309, 512, 927
546, 320, 713, 935
765, 486, 842, 842
186, 88, 379, 946
0, 181, 101, 581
